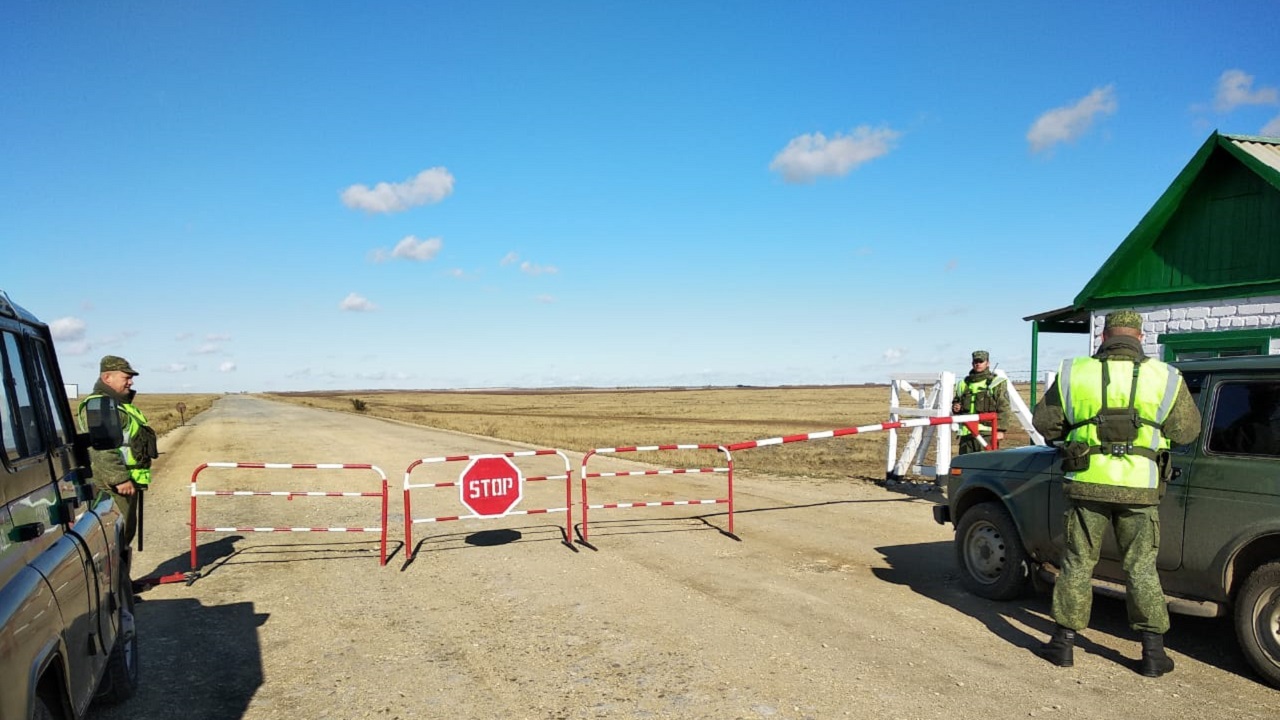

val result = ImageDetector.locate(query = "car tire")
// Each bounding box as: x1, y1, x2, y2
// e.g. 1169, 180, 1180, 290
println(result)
96, 576, 140, 705
1234, 560, 1280, 690
954, 501, 1031, 600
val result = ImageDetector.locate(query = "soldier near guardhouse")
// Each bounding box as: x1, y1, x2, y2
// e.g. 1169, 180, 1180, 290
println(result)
953, 350, 1012, 454
1031, 310, 1201, 677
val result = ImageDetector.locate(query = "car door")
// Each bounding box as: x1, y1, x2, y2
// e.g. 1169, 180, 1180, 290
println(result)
1177, 374, 1280, 600
0, 329, 104, 711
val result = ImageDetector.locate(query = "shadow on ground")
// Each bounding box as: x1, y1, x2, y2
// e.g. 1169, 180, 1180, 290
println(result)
88, 596, 268, 720
873, 539, 1265, 687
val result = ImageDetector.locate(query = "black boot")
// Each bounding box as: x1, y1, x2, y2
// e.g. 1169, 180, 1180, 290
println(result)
1139, 631, 1174, 677
1037, 625, 1075, 667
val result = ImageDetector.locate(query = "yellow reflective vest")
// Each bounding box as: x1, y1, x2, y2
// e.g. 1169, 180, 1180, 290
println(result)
955, 374, 1006, 436
77, 395, 153, 487
1056, 356, 1182, 489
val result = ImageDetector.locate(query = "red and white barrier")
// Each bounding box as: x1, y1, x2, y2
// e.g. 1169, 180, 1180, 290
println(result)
578, 443, 734, 545
188, 462, 389, 570
402, 449, 573, 560
727, 413, 998, 453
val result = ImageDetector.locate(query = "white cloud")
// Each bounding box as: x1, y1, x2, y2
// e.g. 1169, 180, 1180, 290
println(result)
1027, 85, 1117, 153
1214, 69, 1279, 112
340, 292, 378, 312
500, 251, 520, 266
193, 343, 221, 355
882, 348, 906, 362
157, 363, 193, 373
219, 361, 237, 373
340, 167, 455, 213
372, 235, 443, 262
769, 125, 901, 183
206, 332, 232, 342
520, 260, 558, 276
1261, 114, 1280, 137
50, 317, 86, 341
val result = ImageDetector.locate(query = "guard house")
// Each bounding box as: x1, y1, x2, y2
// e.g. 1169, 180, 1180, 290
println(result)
1027, 131, 1280, 403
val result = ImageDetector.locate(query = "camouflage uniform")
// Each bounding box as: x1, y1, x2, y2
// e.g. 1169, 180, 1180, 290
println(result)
1032, 314, 1201, 635
77, 356, 156, 548
954, 350, 1012, 455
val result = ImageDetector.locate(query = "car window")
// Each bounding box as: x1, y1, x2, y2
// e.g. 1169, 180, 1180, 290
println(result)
1, 330, 47, 461
32, 339, 70, 449
1206, 380, 1280, 457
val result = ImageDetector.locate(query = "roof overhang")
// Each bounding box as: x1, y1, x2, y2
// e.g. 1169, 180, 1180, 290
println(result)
1023, 305, 1090, 334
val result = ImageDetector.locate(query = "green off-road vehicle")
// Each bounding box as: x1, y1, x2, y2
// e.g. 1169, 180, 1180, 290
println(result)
934, 354, 1280, 689
0, 290, 139, 719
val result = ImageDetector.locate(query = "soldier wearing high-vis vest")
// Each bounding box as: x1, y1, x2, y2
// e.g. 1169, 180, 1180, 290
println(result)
78, 355, 158, 549
952, 350, 1011, 454
1031, 311, 1201, 678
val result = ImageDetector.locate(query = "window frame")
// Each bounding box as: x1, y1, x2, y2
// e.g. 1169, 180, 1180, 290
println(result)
1159, 328, 1280, 362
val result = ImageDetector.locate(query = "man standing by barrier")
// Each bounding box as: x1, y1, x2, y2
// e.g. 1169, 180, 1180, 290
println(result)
1031, 310, 1201, 677
78, 355, 158, 550
953, 350, 1010, 454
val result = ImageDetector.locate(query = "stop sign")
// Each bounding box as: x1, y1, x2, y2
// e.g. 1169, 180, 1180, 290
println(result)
459, 455, 523, 518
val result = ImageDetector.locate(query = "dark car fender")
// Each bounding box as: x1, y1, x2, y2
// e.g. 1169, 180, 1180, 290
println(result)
942, 446, 1063, 563
1207, 524, 1280, 605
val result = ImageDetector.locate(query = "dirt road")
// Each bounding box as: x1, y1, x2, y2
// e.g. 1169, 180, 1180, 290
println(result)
92, 395, 1279, 720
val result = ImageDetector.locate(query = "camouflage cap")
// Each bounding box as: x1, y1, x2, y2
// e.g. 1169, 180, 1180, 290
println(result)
99, 355, 139, 376
971, 350, 989, 362
1104, 310, 1144, 331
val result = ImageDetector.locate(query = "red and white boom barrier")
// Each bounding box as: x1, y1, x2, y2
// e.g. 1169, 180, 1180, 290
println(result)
402, 449, 573, 560
726, 413, 998, 453
578, 443, 735, 545
188, 462, 390, 570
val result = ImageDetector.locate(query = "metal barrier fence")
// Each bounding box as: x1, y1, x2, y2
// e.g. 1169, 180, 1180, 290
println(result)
402, 449, 573, 560
188, 462, 390, 570
578, 443, 734, 545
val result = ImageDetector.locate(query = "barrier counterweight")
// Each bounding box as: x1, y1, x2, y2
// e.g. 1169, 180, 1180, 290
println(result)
189, 462, 390, 570
579, 443, 734, 545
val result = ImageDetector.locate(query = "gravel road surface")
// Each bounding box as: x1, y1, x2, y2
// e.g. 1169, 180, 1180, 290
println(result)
90, 395, 1280, 720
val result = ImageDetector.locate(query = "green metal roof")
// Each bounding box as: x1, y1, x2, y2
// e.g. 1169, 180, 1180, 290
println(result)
1072, 131, 1280, 308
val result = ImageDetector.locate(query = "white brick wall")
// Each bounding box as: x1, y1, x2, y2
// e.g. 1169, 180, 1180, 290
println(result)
1092, 295, 1280, 356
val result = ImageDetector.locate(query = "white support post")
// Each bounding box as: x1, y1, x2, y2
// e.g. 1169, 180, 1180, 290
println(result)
994, 369, 1045, 446
886, 372, 954, 481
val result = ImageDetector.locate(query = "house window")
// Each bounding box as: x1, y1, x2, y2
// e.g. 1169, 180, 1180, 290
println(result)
1159, 328, 1280, 362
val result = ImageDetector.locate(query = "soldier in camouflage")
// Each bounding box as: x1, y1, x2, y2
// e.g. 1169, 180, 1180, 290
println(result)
952, 350, 1012, 454
77, 355, 157, 549
1032, 310, 1201, 677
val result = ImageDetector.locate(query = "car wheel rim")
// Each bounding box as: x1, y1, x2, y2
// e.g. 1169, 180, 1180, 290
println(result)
964, 521, 1006, 584
1251, 583, 1280, 665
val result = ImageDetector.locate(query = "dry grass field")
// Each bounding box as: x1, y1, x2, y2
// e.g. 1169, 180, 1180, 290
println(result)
66, 393, 222, 437
267, 384, 1039, 481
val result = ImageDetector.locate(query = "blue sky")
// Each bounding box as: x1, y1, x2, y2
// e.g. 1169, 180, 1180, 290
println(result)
4, 1, 1279, 393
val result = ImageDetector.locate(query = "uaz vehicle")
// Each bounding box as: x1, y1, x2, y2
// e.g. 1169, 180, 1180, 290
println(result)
934, 354, 1280, 689
0, 289, 139, 719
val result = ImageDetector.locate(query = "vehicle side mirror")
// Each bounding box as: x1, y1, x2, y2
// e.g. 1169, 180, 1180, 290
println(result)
81, 396, 124, 451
